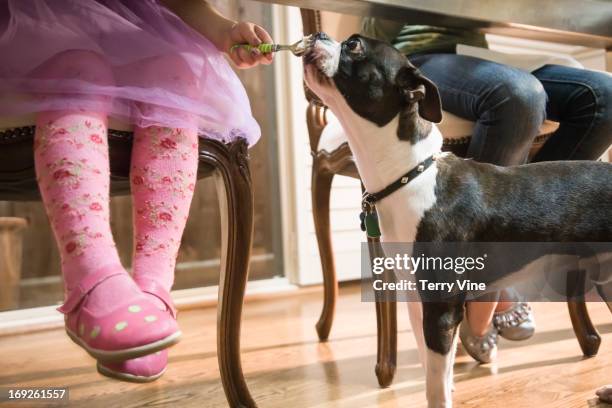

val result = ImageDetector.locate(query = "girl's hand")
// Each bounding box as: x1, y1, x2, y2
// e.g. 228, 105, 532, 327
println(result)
226, 22, 274, 68
160, 2, 273, 68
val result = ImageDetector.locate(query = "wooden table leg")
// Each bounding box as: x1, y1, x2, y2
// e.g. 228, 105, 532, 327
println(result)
0, 217, 28, 311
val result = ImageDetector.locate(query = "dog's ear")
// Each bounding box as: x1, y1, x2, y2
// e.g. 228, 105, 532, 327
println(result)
396, 65, 442, 124
414, 72, 442, 123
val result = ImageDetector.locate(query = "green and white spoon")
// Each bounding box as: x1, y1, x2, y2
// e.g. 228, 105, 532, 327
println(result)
230, 35, 312, 56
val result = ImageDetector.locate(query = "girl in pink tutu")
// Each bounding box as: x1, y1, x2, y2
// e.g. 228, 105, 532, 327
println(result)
0, 0, 272, 382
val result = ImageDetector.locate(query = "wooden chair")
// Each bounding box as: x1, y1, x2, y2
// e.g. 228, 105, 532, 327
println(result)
0, 120, 257, 407
300, 8, 603, 387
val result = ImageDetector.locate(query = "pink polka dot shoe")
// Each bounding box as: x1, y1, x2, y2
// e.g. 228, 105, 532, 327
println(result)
59, 266, 181, 363
97, 350, 168, 383
96, 280, 177, 382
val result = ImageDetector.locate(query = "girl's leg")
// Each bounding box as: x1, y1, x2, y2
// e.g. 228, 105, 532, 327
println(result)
96, 54, 199, 381
35, 110, 143, 312
126, 54, 200, 302
466, 301, 497, 336
31, 49, 144, 312
98, 125, 197, 381
97, 124, 198, 385
468, 294, 518, 331
35, 109, 182, 360
129, 125, 199, 299
34, 50, 180, 360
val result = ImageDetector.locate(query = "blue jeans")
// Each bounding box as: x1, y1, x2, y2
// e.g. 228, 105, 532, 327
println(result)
409, 54, 612, 165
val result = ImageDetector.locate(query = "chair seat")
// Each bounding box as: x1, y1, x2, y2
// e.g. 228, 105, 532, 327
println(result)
0, 117, 221, 201
317, 110, 558, 154
0, 110, 257, 406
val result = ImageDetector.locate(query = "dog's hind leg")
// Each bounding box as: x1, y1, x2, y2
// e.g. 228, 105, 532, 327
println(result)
423, 300, 464, 408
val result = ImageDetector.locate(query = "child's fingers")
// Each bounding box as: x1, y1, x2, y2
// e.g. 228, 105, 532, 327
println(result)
253, 25, 274, 64
239, 23, 261, 46
254, 25, 273, 44
236, 47, 256, 68
259, 52, 273, 65
228, 22, 274, 67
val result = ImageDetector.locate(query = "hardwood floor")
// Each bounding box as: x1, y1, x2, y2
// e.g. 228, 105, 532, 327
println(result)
1, 283, 611, 407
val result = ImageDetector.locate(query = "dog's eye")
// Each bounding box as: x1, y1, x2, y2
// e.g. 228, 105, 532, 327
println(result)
346, 39, 363, 54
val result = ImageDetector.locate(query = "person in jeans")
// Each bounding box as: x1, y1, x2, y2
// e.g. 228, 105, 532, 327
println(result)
362, 19, 612, 363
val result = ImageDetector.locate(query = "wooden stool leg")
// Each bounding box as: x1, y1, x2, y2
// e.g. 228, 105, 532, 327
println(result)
567, 270, 601, 357
208, 140, 256, 408
0, 217, 28, 310
311, 159, 338, 341
368, 236, 397, 388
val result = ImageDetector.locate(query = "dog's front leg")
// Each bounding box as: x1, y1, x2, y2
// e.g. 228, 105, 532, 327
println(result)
407, 301, 427, 371
426, 346, 455, 408
423, 301, 463, 408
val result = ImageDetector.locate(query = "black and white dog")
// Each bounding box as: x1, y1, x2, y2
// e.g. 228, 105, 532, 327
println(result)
303, 32, 612, 407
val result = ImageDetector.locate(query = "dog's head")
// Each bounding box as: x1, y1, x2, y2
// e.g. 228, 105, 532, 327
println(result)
304, 32, 442, 142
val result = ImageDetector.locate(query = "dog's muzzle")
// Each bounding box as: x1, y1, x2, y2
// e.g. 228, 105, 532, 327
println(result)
304, 32, 340, 78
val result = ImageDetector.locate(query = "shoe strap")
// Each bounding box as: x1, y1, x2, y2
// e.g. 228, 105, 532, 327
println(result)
493, 302, 531, 329
134, 278, 177, 319
57, 265, 125, 314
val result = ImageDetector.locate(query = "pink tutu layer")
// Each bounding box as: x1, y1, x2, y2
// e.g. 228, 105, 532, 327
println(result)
0, 0, 260, 145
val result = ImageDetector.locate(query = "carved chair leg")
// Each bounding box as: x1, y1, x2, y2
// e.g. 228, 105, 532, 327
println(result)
311, 158, 338, 341
568, 301, 601, 357
567, 270, 601, 357
368, 236, 397, 388
211, 142, 256, 408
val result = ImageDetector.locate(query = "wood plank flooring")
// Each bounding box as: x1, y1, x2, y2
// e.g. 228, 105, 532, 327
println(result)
1, 284, 611, 407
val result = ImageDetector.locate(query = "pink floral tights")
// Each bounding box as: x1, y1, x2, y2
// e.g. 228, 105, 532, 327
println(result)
35, 110, 198, 312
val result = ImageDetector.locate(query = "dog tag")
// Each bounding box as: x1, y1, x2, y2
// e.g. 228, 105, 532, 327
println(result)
365, 212, 381, 238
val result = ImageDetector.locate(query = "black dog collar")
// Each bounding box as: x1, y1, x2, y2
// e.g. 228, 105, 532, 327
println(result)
359, 154, 438, 238
361, 154, 438, 212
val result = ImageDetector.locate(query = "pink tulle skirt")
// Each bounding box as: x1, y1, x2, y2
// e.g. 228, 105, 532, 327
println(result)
0, 0, 260, 145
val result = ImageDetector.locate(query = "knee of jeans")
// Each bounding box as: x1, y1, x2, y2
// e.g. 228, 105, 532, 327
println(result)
32, 49, 114, 86
485, 74, 547, 127
594, 75, 612, 117
591, 77, 612, 139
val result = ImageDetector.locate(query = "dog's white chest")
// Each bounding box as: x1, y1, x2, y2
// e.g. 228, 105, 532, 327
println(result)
376, 163, 439, 243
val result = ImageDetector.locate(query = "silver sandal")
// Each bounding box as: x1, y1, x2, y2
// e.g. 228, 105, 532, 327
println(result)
493, 302, 535, 341
459, 321, 498, 364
